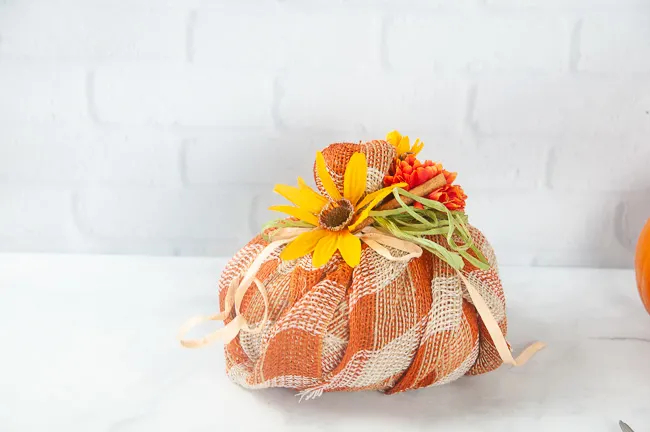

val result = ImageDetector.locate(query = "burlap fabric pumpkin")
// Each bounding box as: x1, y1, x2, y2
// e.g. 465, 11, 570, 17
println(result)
207, 140, 521, 397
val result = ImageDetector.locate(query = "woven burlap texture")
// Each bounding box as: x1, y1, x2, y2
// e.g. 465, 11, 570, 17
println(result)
220, 140, 506, 395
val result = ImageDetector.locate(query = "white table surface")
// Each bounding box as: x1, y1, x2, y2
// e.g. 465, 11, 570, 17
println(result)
1, 253, 649, 432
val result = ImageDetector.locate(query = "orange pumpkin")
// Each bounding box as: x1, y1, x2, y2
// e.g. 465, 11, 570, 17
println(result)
635, 219, 650, 314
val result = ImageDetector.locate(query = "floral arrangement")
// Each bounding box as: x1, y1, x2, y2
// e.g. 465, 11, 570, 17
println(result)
265, 130, 489, 271
180, 130, 543, 396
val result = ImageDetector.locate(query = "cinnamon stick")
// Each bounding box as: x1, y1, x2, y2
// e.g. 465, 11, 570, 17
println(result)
351, 173, 447, 233
378, 173, 447, 211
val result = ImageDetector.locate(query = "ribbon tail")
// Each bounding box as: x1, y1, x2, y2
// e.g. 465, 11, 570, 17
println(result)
178, 235, 294, 349
238, 278, 270, 335
457, 271, 544, 367
178, 314, 246, 348
512, 340, 546, 366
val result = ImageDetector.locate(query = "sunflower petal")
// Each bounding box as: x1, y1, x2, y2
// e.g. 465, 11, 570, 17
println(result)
274, 183, 326, 214
398, 135, 410, 155
280, 229, 328, 262
412, 138, 424, 155
297, 177, 328, 209
315, 152, 342, 201
338, 230, 361, 267
312, 233, 339, 268
343, 152, 367, 206
349, 183, 407, 231
386, 130, 402, 146
268, 205, 318, 226
356, 182, 407, 211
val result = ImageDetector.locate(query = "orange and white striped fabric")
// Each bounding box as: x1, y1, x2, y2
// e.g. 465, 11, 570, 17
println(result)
219, 140, 507, 396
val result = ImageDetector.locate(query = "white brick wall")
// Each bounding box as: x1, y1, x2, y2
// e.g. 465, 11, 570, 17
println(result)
1, 0, 649, 268
193, 6, 381, 70
386, 14, 572, 73
93, 66, 274, 127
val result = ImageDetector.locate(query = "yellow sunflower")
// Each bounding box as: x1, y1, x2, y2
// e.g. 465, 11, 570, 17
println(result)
386, 130, 424, 157
269, 151, 405, 268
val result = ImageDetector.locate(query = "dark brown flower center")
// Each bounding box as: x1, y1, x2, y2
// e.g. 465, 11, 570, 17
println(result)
318, 199, 355, 231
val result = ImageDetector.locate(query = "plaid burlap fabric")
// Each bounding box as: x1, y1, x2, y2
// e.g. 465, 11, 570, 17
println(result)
219, 140, 506, 395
